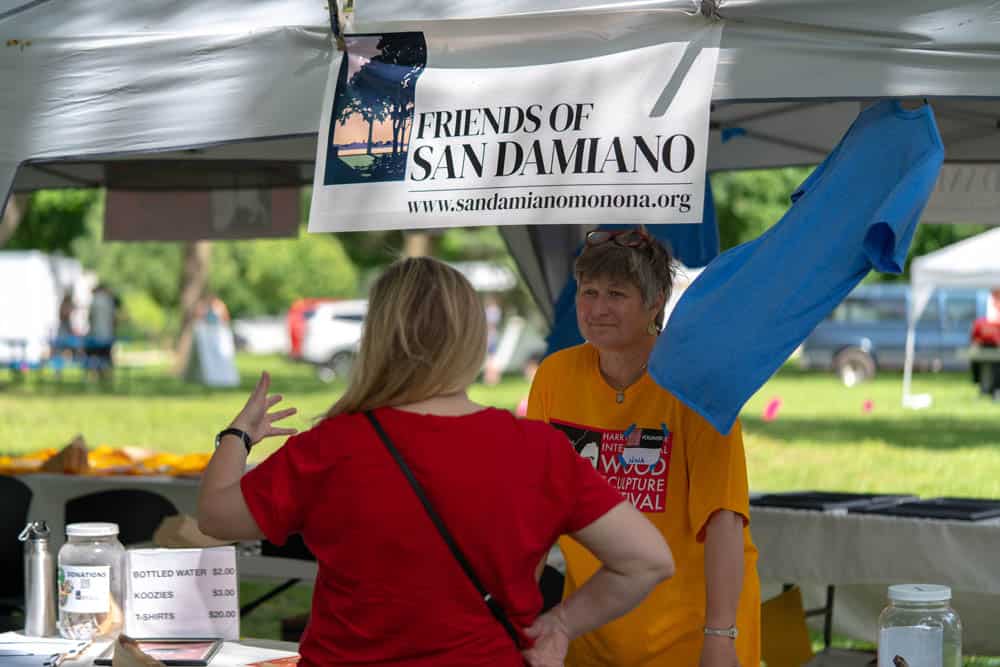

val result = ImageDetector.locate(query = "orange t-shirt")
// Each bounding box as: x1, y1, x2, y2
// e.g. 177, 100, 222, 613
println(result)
527, 343, 760, 667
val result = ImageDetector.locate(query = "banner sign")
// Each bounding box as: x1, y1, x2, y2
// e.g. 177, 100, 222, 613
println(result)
125, 547, 239, 640
309, 15, 722, 231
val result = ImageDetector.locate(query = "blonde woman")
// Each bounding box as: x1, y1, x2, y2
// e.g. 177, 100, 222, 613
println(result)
198, 257, 673, 667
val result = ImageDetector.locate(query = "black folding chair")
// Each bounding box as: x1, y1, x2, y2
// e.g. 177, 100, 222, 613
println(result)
65, 489, 178, 546
0, 476, 34, 630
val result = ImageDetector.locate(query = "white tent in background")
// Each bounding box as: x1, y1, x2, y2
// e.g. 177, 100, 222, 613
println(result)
903, 227, 1000, 406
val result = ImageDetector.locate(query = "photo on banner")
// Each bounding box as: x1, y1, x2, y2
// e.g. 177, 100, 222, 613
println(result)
309, 13, 722, 231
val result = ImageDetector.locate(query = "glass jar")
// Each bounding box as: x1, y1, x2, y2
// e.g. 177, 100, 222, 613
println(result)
878, 584, 961, 667
57, 522, 126, 640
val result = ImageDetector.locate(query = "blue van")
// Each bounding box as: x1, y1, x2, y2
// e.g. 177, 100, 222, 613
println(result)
800, 284, 989, 385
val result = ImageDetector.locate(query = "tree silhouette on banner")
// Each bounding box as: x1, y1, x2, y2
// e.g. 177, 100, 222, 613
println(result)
325, 32, 427, 185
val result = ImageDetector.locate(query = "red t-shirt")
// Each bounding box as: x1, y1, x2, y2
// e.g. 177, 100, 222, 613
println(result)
241, 406, 623, 667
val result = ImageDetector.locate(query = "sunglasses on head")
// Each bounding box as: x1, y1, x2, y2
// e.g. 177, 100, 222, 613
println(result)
585, 228, 654, 249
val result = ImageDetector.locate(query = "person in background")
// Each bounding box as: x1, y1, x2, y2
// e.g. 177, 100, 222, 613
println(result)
197, 292, 231, 325
198, 256, 674, 667
527, 226, 760, 667
53, 291, 80, 367
57, 292, 76, 340
516, 354, 543, 417
483, 295, 503, 385
87, 283, 120, 382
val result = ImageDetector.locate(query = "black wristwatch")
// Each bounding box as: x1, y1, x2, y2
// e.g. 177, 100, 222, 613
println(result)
215, 428, 253, 454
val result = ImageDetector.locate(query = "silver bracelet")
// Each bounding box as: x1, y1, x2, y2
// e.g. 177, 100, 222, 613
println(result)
704, 625, 738, 639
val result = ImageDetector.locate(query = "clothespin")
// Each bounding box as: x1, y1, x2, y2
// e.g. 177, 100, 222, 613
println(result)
700, 0, 723, 20
328, 0, 347, 52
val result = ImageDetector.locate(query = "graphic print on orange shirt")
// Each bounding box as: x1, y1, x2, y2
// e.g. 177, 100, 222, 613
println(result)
551, 419, 672, 513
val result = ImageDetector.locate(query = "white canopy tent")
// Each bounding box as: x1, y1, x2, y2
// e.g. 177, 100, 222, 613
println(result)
5, 1, 1000, 321
903, 227, 1000, 402
7, 0, 1000, 649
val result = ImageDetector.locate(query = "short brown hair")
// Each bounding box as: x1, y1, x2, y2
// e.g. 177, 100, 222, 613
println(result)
574, 228, 676, 327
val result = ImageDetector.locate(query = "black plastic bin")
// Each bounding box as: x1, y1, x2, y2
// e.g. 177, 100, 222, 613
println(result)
750, 491, 917, 512
853, 497, 1000, 521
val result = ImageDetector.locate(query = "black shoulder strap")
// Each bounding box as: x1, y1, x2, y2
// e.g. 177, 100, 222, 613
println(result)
364, 410, 522, 649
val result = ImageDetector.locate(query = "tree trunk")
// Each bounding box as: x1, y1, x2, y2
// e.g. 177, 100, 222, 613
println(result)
0, 193, 29, 247
367, 117, 375, 156
173, 240, 213, 375
403, 231, 431, 257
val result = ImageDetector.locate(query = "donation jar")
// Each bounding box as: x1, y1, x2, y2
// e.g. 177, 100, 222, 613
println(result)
878, 584, 961, 667
57, 522, 126, 640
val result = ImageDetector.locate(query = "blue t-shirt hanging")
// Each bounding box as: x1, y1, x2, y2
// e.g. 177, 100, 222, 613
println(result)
650, 100, 944, 434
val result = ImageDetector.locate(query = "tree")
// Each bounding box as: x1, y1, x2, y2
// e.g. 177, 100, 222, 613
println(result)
336, 83, 387, 156
710, 167, 812, 251
346, 33, 426, 157
711, 167, 991, 281
209, 232, 359, 316
2, 190, 97, 252
173, 241, 213, 373
0, 194, 29, 247
370, 33, 426, 155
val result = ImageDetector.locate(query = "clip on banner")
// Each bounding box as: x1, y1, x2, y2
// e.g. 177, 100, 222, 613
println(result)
308, 13, 722, 232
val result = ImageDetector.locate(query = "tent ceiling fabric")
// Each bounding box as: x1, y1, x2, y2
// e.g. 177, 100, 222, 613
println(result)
7, 0, 1000, 191
1, 0, 330, 196
355, 0, 1000, 100
4, 0, 1000, 312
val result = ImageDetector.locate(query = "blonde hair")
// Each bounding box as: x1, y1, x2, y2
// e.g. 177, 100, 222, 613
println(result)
326, 257, 487, 417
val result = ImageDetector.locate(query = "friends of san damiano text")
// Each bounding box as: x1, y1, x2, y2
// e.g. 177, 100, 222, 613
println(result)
409, 103, 695, 181
409, 134, 695, 181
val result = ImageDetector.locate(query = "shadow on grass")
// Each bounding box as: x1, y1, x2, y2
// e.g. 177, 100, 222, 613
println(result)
744, 414, 1000, 451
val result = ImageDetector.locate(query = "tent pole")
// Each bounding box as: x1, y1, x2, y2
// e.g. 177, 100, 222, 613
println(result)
902, 323, 916, 406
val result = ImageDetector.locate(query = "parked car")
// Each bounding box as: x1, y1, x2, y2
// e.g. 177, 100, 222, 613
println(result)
300, 299, 367, 381
800, 284, 989, 386
286, 297, 339, 360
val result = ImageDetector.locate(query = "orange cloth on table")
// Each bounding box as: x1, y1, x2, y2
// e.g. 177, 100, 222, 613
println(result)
0, 441, 210, 477
527, 343, 760, 667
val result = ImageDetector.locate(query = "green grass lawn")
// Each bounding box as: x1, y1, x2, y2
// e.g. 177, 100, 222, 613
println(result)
742, 366, 1000, 497
3, 356, 999, 656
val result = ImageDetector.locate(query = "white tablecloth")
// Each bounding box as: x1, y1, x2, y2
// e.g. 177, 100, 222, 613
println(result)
26, 476, 1000, 651
752, 506, 1000, 653
20, 474, 201, 553
17, 473, 317, 582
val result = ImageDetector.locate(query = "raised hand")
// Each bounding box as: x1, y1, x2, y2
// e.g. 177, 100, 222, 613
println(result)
229, 371, 298, 445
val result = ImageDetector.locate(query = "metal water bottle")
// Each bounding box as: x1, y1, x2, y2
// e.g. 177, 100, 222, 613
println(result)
19, 521, 56, 636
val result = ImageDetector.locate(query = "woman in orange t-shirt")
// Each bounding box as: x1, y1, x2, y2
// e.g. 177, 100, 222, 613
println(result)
528, 226, 760, 667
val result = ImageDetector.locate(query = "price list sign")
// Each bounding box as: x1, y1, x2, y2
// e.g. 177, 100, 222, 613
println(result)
126, 547, 239, 640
